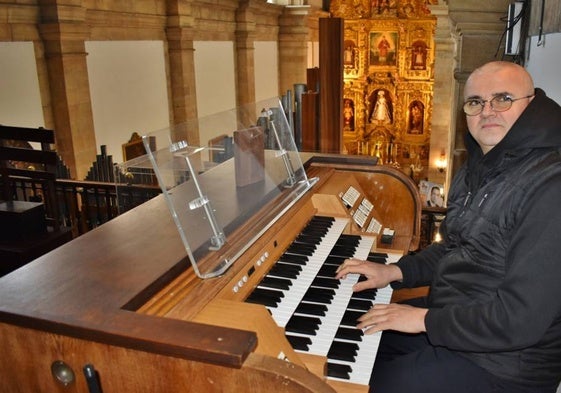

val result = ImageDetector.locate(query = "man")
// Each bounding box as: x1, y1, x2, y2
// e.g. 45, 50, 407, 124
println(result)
336, 61, 561, 393
426, 185, 443, 207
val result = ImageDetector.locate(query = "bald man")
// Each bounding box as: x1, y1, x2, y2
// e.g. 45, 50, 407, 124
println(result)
336, 61, 561, 393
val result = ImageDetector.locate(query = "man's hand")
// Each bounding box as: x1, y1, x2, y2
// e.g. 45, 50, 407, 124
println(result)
335, 258, 403, 292
357, 303, 428, 334
335, 258, 427, 334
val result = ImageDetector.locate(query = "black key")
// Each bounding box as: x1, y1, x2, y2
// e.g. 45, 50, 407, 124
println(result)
286, 334, 312, 351
260, 276, 292, 290
301, 224, 329, 234
328, 350, 356, 362
295, 233, 324, 243
246, 288, 283, 307
336, 235, 359, 244
330, 245, 357, 258
301, 229, 328, 238
246, 295, 278, 308
352, 289, 378, 301
311, 276, 340, 289
269, 262, 301, 279
295, 302, 328, 316
303, 287, 335, 303
338, 234, 362, 243
328, 340, 359, 362
279, 253, 309, 265
312, 215, 335, 224
368, 252, 389, 264
327, 362, 352, 380
330, 340, 359, 354
317, 264, 338, 277
341, 310, 363, 326
335, 327, 364, 342
347, 298, 373, 311
302, 223, 330, 233
285, 243, 316, 256
302, 220, 333, 233
370, 251, 389, 258
285, 315, 321, 335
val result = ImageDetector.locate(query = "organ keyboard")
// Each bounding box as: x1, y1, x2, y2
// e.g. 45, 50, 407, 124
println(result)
246, 214, 398, 386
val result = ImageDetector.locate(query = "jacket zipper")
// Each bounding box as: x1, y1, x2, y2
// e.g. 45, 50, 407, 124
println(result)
459, 191, 472, 217
478, 193, 489, 208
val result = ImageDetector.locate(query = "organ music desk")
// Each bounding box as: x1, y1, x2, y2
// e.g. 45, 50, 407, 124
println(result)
0, 118, 422, 393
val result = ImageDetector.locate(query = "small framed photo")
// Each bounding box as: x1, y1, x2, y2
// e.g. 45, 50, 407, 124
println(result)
419, 180, 445, 208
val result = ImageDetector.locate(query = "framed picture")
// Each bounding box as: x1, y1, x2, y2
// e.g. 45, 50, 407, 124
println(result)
122, 133, 156, 162
369, 31, 398, 67
419, 180, 445, 208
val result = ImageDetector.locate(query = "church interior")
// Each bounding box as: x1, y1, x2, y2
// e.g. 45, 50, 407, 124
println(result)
1, 0, 561, 392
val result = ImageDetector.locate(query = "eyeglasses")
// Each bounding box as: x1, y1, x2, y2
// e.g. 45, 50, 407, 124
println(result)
463, 94, 534, 116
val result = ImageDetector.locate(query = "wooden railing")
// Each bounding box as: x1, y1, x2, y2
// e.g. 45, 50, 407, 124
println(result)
3, 177, 161, 238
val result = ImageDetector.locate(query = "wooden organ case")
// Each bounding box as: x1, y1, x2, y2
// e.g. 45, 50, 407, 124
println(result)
0, 104, 422, 393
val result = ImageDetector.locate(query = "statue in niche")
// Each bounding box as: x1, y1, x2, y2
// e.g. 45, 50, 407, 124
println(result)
343, 98, 355, 131
408, 100, 424, 134
344, 40, 356, 68
368, 89, 393, 125
411, 41, 427, 70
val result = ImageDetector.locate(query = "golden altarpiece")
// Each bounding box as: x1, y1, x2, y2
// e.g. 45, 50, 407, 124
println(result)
331, 0, 437, 179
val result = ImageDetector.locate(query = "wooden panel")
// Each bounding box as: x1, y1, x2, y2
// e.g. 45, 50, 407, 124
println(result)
319, 17, 344, 154
301, 91, 319, 152
0, 323, 334, 393
307, 67, 320, 93
193, 299, 307, 368
529, 0, 561, 35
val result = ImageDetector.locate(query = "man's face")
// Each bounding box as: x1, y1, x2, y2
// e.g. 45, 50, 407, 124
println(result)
430, 188, 440, 202
464, 66, 533, 154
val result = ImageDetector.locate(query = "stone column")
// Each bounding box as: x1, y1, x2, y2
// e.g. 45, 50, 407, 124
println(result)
235, 0, 257, 125
278, 6, 310, 96
38, 0, 97, 179
166, 0, 199, 145
429, 3, 458, 188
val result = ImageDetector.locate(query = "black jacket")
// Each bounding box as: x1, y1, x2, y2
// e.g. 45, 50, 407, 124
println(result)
395, 88, 561, 388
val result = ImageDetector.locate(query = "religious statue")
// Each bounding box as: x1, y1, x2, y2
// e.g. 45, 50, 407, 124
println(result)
411, 41, 427, 70
408, 100, 424, 134
377, 35, 391, 63
369, 89, 393, 125
344, 98, 355, 131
